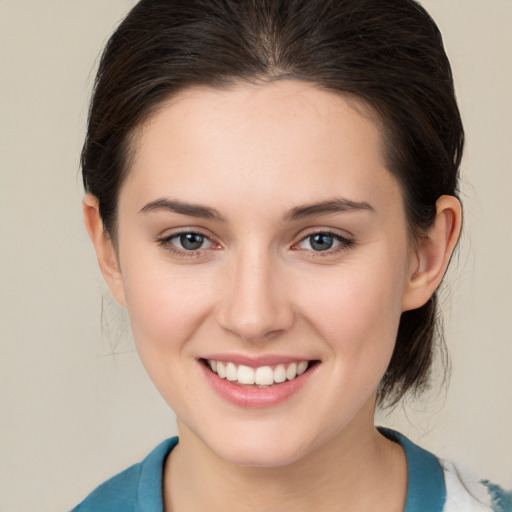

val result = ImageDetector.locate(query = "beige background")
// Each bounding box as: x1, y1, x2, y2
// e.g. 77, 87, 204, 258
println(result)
0, 1, 511, 510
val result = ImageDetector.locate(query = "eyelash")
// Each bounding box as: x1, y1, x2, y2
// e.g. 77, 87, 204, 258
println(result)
156, 230, 355, 259
156, 230, 216, 259
293, 230, 355, 257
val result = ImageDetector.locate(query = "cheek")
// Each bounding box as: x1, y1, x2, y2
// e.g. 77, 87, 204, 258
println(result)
120, 253, 215, 357
296, 252, 407, 370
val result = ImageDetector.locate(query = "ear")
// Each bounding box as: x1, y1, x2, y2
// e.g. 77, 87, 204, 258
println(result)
83, 193, 127, 308
402, 195, 462, 311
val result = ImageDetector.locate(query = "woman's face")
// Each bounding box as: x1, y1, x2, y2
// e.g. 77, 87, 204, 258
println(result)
112, 80, 418, 466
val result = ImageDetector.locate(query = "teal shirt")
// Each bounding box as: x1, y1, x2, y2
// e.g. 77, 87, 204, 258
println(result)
71, 429, 510, 512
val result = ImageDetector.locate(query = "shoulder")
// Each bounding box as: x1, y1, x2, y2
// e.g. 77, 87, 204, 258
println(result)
70, 463, 142, 512
70, 437, 178, 512
441, 459, 512, 512
379, 427, 511, 512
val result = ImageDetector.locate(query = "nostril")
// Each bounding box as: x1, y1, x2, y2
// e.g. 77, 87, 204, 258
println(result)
217, 305, 295, 342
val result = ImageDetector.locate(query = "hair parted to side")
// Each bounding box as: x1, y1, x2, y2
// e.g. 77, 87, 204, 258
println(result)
82, 0, 464, 407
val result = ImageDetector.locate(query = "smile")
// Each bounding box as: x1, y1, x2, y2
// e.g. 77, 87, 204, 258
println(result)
199, 357, 319, 408
206, 359, 309, 387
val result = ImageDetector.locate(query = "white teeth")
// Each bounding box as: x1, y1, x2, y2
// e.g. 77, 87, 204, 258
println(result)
255, 366, 274, 386
297, 361, 308, 375
237, 365, 255, 385
286, 362, 297, 380
274, 364, 286, 383
217, 361, 226, 379
226, 362, 237, 381
206, 359, 310, 386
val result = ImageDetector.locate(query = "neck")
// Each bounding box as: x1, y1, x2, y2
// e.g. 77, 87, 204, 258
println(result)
164, 414, 406, 512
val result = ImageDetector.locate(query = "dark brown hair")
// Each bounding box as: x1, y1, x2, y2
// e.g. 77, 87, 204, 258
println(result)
82, 0, 464, 406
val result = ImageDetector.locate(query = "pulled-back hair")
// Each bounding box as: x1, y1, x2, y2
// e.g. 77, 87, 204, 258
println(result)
82, 0, 464, 406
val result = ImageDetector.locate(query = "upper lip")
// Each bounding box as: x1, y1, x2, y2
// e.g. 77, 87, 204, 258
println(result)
201, 354, 316, 368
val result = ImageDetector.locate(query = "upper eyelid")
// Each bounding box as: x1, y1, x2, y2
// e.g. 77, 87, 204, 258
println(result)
295, 227, 354, 243
156, 230, 210, 249
157, 227, 215, 241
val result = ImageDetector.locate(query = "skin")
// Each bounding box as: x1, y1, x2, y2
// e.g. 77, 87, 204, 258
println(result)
84, 80, 461, 511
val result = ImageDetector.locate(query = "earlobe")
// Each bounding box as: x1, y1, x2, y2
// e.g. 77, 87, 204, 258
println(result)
83, 194, 127, 308
402, 195, 462, 311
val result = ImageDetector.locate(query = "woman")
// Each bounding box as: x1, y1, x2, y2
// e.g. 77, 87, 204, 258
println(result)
73, 0, 510, 510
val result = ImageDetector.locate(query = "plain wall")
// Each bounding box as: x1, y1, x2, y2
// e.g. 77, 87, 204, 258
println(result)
0, 1, 511, 510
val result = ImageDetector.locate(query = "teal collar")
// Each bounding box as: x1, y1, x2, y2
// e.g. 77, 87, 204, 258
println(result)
379, 428, 446, 512
137, 437, 178, 512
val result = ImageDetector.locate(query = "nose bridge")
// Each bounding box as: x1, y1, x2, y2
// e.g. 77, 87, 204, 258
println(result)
218, 242, 293, 341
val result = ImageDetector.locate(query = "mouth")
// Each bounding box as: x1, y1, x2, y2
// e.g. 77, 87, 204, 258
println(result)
199, 356, 319, 407
201, 358, 317, 388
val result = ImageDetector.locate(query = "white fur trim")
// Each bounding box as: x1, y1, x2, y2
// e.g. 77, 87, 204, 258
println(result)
441, 459, 493, 512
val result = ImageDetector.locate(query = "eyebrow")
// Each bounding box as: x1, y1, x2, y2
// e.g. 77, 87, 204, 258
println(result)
139, 197, 374, 222
283, 198, 375, 221
139, 198, 226, 222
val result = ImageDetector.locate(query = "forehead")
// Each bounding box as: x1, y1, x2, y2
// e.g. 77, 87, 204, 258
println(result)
123, 80, 400, 215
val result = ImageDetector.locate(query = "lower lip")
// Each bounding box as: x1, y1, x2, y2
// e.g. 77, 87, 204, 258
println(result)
199, 360, 317, 409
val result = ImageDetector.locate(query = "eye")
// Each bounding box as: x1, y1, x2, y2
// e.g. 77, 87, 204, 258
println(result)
158, 231, 214, 252
176, 232, 211, 251
295, 232, 354, 253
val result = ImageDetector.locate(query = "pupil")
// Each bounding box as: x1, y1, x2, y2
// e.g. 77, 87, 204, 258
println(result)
311, 234, 333, 251
180, 233, 204, 250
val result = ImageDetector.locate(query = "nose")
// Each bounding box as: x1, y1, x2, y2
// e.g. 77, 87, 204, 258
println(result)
216, 247, 295, 342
